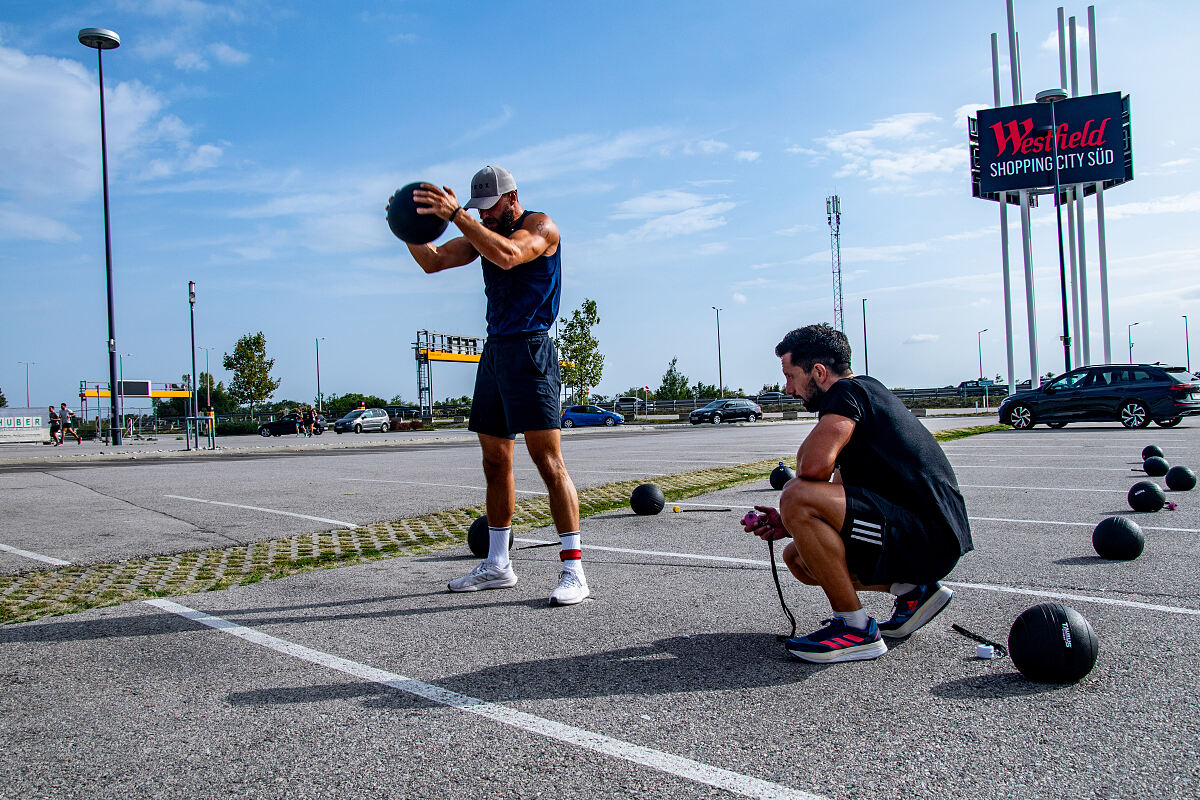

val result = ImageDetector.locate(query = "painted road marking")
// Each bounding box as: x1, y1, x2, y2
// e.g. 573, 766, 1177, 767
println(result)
0, 542, 71, 566
512, 539, 1200, 616
339, 478, 548, 496
164, 495, 357, 529
959, 484, 1126, 493
145, 599, 827, 800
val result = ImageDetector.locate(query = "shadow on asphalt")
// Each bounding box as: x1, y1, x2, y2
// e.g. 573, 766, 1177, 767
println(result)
930, 672, 1069, 699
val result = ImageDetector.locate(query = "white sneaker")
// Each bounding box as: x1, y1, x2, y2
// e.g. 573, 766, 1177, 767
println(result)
448, 561, 518, 593
549, 569, 590, 606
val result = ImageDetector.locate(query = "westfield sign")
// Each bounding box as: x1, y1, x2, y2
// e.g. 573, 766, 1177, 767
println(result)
971, 91, 1131, 197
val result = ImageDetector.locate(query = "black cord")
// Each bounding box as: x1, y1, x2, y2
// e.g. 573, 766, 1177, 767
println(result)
768, 538, 797, 642
951, 623, 1008, 658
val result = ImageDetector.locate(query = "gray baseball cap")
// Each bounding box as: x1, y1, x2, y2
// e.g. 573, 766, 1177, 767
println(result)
463, 165, 517, 210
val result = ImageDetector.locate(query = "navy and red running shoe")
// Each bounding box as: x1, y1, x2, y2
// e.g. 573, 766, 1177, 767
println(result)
784, 617, 888, 663
878, 582, 954, 639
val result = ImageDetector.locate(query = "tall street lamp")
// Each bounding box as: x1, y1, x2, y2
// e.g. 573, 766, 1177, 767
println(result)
1183, 315, 1191, 374
17, 361, 35, 407
199, 346, 216, 409
711, 307, 723, 398
78, 27, 122, 444
978, 328, 988, 409
861, 298, 869, 375
188, 281, 199, 450
1036, 87, 1072, 374
1127, 322, 1139, 364
119, 352, 132, 425
315, 337, 326, 412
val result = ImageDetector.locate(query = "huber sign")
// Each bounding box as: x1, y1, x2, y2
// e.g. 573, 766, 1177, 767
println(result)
974, 92, 1131, 195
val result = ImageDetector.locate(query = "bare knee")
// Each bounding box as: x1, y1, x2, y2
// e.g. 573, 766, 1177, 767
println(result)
781, 541, 819, 585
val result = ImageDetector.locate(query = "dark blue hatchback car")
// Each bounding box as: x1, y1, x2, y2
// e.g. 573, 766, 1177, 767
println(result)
998, 364, 1200, 429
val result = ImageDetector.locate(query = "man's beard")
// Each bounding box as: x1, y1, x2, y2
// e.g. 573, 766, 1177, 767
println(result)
483, 207, 518, 235
801, 384, 825, 413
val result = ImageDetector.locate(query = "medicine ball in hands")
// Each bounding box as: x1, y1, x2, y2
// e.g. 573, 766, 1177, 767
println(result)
387, 182, 449, 244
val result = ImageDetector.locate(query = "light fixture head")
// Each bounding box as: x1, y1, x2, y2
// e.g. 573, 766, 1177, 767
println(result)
78, 28, 120, 50
1035, 87, 1068, 104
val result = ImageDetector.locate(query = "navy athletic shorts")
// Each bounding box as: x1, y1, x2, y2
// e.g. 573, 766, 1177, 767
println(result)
840, 485, 961, 586
468, 332, 562, 439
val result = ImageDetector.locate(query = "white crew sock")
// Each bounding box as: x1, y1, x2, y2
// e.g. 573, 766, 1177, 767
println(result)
487, 526, 512, 570
559, 532, 583, 575
836, 608, 869, 630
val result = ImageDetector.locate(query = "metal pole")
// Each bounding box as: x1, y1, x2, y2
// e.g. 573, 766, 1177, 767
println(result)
992, 32, 1016, 396
1070, 15, 1091, 366
1006, 9, 1040, 386
118, 354, 124, 425
1128, 322, 1138, 363
1060, 12, 1081, 368
861, 298, 868, 375
18, 361, 34, 407
1184, 315, 1191, 373
1049, 99, 1072, 373
712, 307, 723, 398
96, 46, 121, 444
979, 328, 989, 410
1088, 5, 1112, 363
315, 337, 324, 412
188, 281, 198, 450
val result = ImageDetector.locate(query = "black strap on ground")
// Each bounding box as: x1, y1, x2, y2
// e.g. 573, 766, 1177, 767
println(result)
951, 623, 1009, 657
768, 538, 797, 642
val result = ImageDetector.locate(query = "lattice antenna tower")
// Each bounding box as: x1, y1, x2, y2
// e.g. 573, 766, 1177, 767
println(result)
826, 195, 844, 332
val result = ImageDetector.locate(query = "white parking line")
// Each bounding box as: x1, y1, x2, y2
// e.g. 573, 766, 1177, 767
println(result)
0, 542, 71, 566
145, 599, 827, 800
512, 539, 1200, 616
339, 478, 548, 496
969, 515, 1199, 534
953, 464, 1133, 472
164, 495, 358, 529
959, 484, 1123, 493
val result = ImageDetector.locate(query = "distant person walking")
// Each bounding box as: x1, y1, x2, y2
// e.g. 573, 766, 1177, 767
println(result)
47, 406, 61, 446
59, 403, 82, 443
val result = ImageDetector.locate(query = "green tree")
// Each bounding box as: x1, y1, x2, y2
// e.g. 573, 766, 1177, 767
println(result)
0, 387, 7, 408
656, 357, 691, 400
324, 392, 388, 414
222, 332, 281, 415
621, 386, 655, 402
691, 380, 719, 399
555, 298, 605, 402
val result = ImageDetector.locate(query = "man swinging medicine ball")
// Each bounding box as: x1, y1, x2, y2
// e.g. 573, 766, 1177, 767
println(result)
744, 324, 972, 662
394, 166, 588, 606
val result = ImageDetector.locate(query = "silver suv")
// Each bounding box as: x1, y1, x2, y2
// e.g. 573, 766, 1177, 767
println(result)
333, 408, 391, 434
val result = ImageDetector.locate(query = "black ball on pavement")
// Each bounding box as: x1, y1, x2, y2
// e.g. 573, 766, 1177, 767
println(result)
1141, 445, 1164, 460
630, 483, 665, 515
1165, 465, 1197, 492
1128, 481, 1167, 512
467, 515, 511, 558
387, 182, 449, 244
1091, 516, 1145, 560
1008, 602, 1099, 683
770, 462, 796, 490
1142, 456, 1170, 477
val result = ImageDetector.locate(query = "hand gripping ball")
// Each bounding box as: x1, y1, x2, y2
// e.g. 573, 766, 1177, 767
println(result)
387, 182, 449, 244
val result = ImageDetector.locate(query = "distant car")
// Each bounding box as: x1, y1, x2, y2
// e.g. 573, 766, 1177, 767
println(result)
258, 416, 325, 437
998, 364, 1200, 429
561, 405, 624, 428
756, 391, 788, 403
689, 398, 762, 425
333, 408, 391, 434
613, 396, 647, 413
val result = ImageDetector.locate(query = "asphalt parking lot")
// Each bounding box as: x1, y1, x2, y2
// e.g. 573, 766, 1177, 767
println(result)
2, 419, 1198, 799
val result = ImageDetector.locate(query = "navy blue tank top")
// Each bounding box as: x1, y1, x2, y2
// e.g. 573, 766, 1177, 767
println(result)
481, 210, 561, 336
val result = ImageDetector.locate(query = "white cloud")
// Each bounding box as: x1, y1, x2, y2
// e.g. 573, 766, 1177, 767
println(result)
0, 206, 80, 243
1104, 191, 1200, 221
953, 103, 990, 130
611, 189, 710, 219
734, 150, 760, 162
210, 42, 250, 66
732, 292, 748, 304
606, 201, 735, 246
815, 112, 966, 185
452, 105, 514, 146
904, 333, 939, 344
685, 139, 728, 155
1040, 27, 1090, 53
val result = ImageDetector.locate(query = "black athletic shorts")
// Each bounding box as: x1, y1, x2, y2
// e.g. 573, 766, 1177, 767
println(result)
468, 332, 562, 439
840, 485, 961, 586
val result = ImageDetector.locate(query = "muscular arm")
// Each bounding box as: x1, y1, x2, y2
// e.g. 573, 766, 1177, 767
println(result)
795, 413, 856, 481
406, 236, 479, 274
455, 211, 558, 270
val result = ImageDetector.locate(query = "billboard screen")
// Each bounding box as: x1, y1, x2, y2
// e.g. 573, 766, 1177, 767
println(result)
974, 92, 1130, 195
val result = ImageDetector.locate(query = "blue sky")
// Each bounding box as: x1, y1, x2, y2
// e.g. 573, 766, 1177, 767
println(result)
2, 1, 1198, 411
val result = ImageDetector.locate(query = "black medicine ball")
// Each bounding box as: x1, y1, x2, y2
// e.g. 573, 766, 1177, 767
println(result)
1165, 465, 1197, 492
466, 515, 511, 558
1008, 602, 1099, 683
1141, 445, 1164, 460
1128, 480, 1166, 512
1142, 456, 1170, 477
770, 462, 796, 490
630, 483, 665, 515
1091, 516, 1144, 560
387, 182, 450, 244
